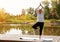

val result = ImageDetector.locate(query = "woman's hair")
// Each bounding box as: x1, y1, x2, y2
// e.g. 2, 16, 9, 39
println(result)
38, 9, 42, 14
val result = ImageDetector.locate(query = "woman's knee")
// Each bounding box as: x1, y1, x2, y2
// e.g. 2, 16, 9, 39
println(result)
32, 26, 37, 29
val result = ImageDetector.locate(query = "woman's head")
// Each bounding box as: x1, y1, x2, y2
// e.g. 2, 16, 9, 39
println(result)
38, 9, 42, 14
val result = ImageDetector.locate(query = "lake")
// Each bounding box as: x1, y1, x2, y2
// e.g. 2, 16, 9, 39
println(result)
0, 23, 34, 35
0, 22, 60, 35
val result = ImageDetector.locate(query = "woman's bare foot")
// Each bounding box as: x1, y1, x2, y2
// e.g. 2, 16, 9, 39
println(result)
39, 36, 41, 38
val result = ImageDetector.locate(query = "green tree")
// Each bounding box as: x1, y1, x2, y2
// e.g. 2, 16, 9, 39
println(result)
26, 14, 36, 20
42, 1, 49, 6
55, 3, 60, 19
27, 7, 35, 14
44, 6, 50, 19
51, 0, 60, 19
51, 1, 57, 8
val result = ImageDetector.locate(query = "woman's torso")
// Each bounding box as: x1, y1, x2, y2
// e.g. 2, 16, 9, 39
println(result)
37, 13, 44, 22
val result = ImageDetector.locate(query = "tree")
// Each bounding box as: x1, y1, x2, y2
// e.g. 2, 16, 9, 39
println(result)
55, 3, 60, 19
51, 0, 60, 19
51, 1, 57, 8
27, 7, 35, 14
42, 1, 49, 6
0, 8, 5, 22
21, 9, 26, 15
44, 6, 50, 19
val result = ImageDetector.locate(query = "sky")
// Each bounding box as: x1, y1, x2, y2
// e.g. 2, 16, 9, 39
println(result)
0, 0, 51, 15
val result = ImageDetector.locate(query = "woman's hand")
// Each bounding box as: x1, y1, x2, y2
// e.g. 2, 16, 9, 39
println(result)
40, 3, 44, 8
40, 3, 42, 6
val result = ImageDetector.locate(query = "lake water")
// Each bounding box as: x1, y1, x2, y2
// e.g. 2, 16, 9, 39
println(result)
0, 23, 60, 35
0, 23, 35, 35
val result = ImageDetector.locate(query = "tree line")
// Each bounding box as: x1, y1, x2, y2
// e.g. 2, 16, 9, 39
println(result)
0, 0, 60, 23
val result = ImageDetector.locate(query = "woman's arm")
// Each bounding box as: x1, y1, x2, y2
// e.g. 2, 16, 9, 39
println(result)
40, 4, 44, 8
35, 3, 41, 13
35, 3, 44, 10
35, 4, 40, 10
35, 3, 44, 13
40, 3, 44, 13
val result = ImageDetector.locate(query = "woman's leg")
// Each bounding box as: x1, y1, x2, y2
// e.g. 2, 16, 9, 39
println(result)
32, 22, 39, 29
32, 22, 40, 35
39, 22, 44, 36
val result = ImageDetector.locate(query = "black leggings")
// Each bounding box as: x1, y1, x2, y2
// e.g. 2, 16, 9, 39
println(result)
32, 22, 44, 35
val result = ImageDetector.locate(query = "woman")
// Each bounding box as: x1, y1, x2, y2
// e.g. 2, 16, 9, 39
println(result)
32, 3, 44, 38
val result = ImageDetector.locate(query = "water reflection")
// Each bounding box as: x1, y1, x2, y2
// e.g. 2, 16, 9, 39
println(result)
0, 23, 60, 35
5, 28, 22, 34
0, 23, 34, 35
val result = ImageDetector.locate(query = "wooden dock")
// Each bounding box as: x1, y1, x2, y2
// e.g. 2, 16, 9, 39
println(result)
0, 34, 60, 42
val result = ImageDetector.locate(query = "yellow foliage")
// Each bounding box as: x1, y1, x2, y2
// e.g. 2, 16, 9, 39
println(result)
0, 14, 5, 22
20, 14, 26, 20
